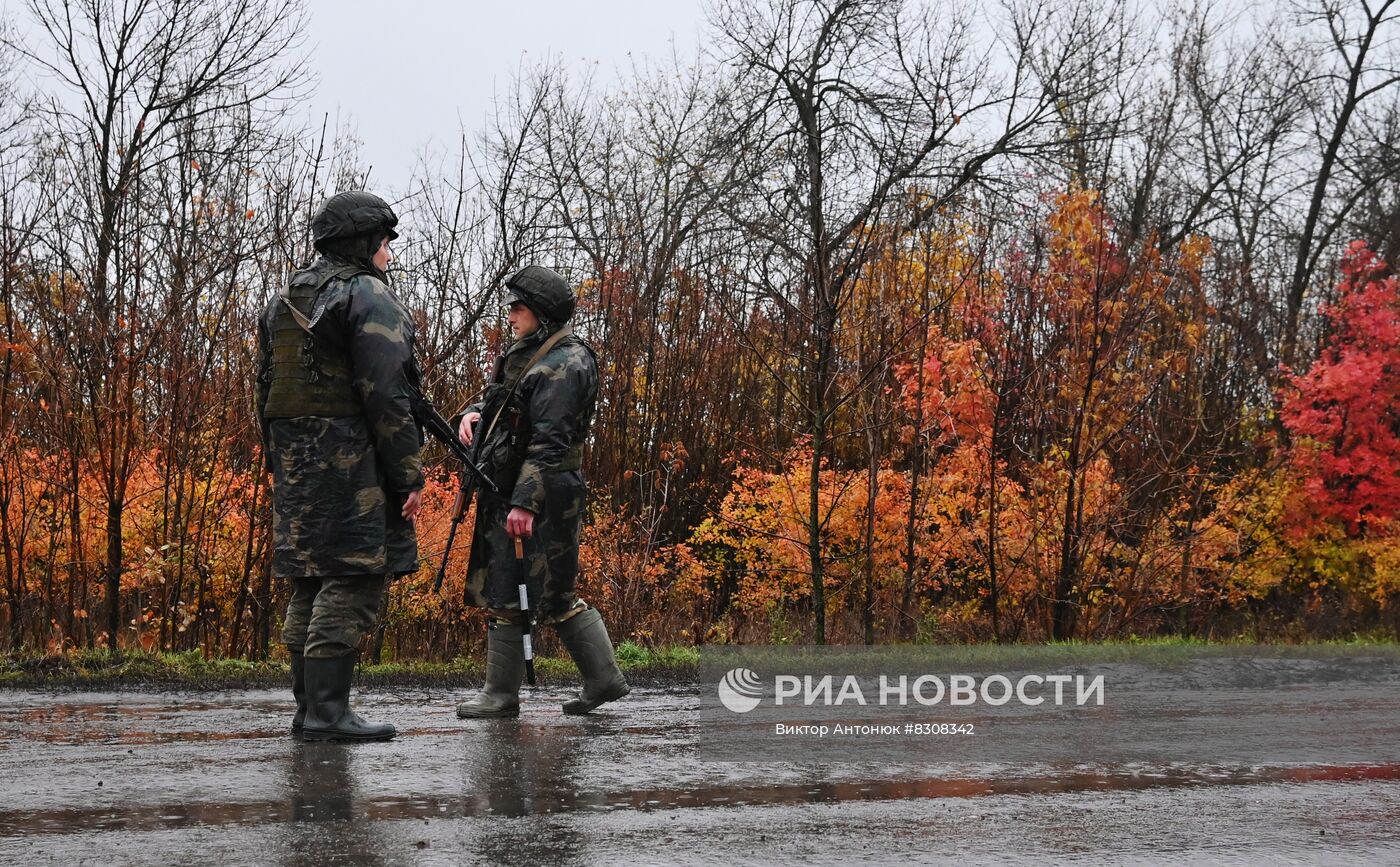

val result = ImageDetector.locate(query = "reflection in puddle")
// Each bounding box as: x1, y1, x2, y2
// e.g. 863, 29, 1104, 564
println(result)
3, 759, 1397, 837
278, 743, 392, 867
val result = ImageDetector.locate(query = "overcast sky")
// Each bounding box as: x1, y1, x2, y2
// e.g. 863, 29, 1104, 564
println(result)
299, 0, 709, 189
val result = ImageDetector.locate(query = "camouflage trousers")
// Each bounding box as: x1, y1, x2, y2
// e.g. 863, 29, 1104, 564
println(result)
466, 470, 586, 620
281, 575, 386, 658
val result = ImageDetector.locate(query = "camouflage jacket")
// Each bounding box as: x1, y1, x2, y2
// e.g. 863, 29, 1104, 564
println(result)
465, 324, 598, 515
459, 324, 598, 614
255, 258, 425, 578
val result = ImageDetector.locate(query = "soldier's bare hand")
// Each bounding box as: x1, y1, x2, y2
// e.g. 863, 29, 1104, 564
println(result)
505, 507, 535, 538
458, 411, 481, 446
402, 490, 422, 521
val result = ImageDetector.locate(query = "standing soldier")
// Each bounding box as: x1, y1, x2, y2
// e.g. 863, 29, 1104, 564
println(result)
255, 191, 424, 741
453, 266, 629, 718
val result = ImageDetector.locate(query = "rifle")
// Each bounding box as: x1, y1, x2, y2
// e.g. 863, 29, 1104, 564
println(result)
409, 388, 499, 592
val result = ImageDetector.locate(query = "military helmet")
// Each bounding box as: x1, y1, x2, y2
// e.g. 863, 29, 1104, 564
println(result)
311, 190, 399, 246
504, 265, 575, 323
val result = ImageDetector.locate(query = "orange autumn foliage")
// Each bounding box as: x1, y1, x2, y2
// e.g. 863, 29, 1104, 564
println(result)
4, 189, 1399, 657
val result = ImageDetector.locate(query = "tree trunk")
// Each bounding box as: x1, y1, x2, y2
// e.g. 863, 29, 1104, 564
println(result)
104, 496, 122, 651
1052, 469, 1080, 642
862, 418, 880, 646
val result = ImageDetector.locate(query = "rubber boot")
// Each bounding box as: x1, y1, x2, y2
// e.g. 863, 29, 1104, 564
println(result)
301, 654, 397, 742
456, 621, 525, 718
290, 649, 307, 734
556, 607, 630, 715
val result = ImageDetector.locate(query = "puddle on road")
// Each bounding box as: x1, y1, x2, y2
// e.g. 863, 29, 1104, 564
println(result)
0, 695, 684, 746
4, 761, 1398, 837
1, 725, 475, 746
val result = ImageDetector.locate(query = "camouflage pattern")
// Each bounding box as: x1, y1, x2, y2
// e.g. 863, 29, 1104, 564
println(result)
462, 324, 599, 620
256, 257, 425, 579
281, 574, 386, 658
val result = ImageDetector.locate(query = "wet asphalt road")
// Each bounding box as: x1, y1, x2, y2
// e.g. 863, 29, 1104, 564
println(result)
1, 683, 1399, 865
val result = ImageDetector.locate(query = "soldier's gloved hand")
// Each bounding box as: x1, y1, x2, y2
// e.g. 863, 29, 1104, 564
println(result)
402, 490, 422, 521
505, 506, 535, 538
458, 411, 482, 446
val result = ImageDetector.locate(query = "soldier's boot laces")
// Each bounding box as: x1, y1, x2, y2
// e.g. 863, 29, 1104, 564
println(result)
290, 648, 307, 734
301, 653, 397, 742
456, 621, 525, 719
557, 607, 630, 715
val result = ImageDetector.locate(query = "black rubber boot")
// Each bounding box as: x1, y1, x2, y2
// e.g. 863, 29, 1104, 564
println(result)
456, 621, 525, 718
556, 607, 630, 715
301, 654, 396, 742
290, 648, 307, 734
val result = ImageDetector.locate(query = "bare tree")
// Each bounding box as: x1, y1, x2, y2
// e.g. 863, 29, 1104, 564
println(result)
1282, 0, 1400, 367
708, 0, 1112, 642
7, 0, 307, 649
0, 21, 27, 176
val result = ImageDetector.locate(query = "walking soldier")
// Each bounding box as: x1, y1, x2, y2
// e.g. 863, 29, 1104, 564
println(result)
453, 265, 629, 718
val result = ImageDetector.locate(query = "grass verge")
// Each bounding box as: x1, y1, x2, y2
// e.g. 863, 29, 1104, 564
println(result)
0, 642, 702, 690
2, 635, 1393, 691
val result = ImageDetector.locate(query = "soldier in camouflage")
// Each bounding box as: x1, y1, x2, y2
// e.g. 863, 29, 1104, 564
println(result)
453, 265, 629, 718
255, 190, 424, 742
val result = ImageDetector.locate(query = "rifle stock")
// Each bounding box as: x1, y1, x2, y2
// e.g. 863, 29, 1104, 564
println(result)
411, 386, 497, 593
431, 473, 473, 593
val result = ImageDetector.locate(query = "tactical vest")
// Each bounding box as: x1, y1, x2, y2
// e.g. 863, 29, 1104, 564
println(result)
261, 265, 367, 419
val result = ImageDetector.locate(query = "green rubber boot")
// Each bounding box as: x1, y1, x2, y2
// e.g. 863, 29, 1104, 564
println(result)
456, 621, 525, 719
556, 607, 630, 715
301, 654, 397, 742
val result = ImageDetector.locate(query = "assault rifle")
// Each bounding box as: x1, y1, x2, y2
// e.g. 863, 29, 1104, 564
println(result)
409, 388, 498, 592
